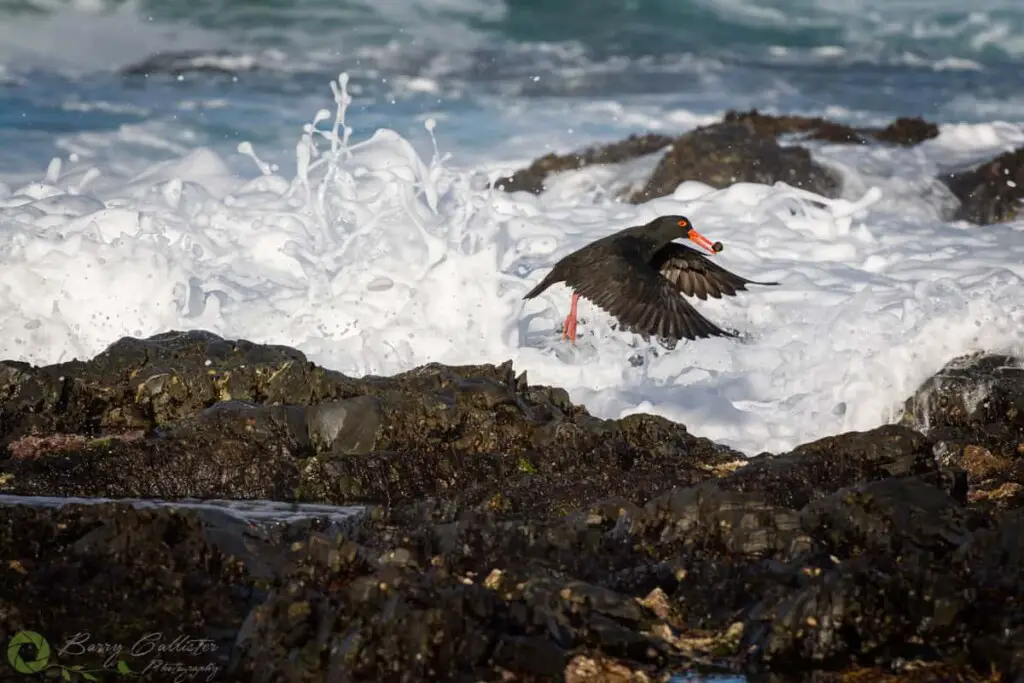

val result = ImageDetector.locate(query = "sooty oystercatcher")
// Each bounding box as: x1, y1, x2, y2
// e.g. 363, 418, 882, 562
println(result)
522, 215, 777, 343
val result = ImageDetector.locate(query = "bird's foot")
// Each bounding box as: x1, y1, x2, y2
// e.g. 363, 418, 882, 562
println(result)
561, 313, 579, 343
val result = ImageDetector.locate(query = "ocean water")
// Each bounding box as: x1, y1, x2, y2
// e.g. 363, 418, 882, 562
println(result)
5, 0, 1024, 177
2, 0, 1024, 457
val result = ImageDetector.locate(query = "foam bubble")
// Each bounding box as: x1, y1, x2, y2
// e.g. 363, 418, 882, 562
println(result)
2, 72, 1023, 457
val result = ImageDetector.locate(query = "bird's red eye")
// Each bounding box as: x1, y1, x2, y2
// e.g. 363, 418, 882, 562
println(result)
678, 219, 688, 227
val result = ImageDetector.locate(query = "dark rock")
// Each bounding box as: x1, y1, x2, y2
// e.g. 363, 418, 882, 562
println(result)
716, 425, 936, 509
798, 476, 970, 557
872, 116, 940, 146
0, 331, 741, 514
493, 110, 937, 203
627, 122, 841, 203
0, 503, 254, 679
722, 110, 939, 147
121, 50, 257, 77
741, 477, 981, 672
901, 353, 1024, 507
494, 119, 842, 204
307, 396, 383, 455
1, 425, 303, 500
901, 354, 1024, 444
1, 333, 1023, 682
723, 109, 865, 144
943, 148, 1024, 225
493, 133, 673, 194
235, 556, 676, 682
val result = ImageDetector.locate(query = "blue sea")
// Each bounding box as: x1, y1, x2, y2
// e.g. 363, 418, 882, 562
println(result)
2, 0, 1024, 179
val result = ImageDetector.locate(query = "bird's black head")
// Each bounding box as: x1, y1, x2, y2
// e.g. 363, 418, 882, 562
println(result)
651, 215, 724, 254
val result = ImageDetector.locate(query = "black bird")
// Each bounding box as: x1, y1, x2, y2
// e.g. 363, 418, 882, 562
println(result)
522, 215, 777, 343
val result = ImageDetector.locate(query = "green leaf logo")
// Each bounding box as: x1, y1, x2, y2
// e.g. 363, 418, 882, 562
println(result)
7, 631, 51, 675
116, 659, 133, 675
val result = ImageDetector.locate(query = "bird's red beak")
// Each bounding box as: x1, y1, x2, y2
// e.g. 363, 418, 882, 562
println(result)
687, 228, 724, 255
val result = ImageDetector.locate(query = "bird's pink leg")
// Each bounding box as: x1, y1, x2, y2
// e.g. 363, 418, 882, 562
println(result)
561, 292, 580, 343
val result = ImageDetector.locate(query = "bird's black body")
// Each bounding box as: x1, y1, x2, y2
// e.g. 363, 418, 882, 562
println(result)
523, 215, 777, 341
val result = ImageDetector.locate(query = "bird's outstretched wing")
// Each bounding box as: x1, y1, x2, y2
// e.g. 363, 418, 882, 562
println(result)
562, 246, 737, 341
650, 242, 778, 301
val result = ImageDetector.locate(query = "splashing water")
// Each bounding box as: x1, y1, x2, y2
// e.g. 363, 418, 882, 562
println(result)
1, 72, 1024, 456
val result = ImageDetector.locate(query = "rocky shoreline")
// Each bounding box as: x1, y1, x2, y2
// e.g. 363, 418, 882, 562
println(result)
1, 330, 1022, 682
494, 109, 1023, 226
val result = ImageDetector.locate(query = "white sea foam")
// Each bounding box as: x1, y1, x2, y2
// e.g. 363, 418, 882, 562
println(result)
2, 73, 1023, 456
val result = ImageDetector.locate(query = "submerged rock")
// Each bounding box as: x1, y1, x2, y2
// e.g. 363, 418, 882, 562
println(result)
1, 332, 1022, 682
943, 147, 1024, 225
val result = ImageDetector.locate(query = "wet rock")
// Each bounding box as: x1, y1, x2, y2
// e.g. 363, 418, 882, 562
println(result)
494, 110, 937, 203
799, 476, 970, 557
770, 663, 1000, 682
493, 133, 673, 194
901, 354, 1024, 444
7, 461, 1013, 681
121, 50, 258, 77
1, 426, 303, 500
722, 109, 866, 144
716, 425, 937, 509
959, 444, 1014, 482
627, 122, 841, 203
0, 503, 254, 678
232, 532, 687, 682
0, 331, 741, 513
872, 116, 941, 146
722, 110, 938, 146
565, 654, 654, 683
943, 148, 1024, 225
950, 507, 1024, 677
901, 353, 1024, 505
2, 333, 1023, 682
496, 119, 843, 204
307, 396, 382, 455
742, 477, 982, 672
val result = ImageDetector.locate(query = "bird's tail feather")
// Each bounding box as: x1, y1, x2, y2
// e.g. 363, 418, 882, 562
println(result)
522, 269, 561, 299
